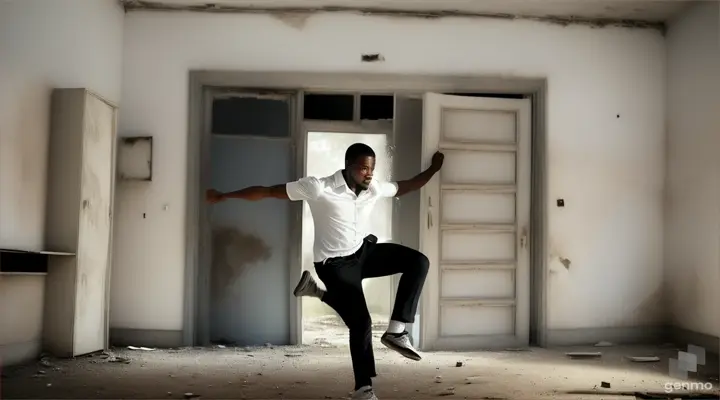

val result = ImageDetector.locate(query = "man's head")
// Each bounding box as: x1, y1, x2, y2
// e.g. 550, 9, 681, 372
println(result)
344, 143, 376, 190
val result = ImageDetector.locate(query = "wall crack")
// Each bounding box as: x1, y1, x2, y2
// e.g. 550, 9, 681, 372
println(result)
119, 0, 666, 32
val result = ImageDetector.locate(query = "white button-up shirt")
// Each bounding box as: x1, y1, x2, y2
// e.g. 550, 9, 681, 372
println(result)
286, 169, 398, 262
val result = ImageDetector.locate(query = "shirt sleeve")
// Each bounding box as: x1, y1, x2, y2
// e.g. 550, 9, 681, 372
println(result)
376, 180, 399, 198
285, 176, 322, 201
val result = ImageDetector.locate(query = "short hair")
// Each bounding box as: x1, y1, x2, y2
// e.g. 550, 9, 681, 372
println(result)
345, 143, 375, 164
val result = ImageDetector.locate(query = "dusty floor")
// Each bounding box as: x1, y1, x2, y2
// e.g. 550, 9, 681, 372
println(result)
1, 343, 718, 399
303, 314, 391, 346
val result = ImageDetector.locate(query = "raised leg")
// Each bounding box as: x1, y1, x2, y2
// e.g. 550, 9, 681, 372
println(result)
361, 242, 430, 360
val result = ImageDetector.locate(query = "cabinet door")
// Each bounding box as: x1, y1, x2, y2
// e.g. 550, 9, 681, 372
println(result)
74, 92, 116, 356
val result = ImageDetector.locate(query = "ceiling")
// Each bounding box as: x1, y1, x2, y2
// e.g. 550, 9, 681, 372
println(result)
120, 0, 696, 26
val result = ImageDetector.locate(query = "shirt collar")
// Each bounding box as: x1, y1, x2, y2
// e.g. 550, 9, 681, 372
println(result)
332, 169, 374, 195
332, 170, 346, 189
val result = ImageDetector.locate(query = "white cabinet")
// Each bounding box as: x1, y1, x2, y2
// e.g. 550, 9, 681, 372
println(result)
43, 88, 117, 357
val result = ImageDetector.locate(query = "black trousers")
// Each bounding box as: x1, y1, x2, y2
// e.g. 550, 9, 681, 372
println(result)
314, 236, 430, 389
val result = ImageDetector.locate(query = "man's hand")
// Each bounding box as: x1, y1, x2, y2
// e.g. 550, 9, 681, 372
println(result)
430, 151, 444, 172
206, 189, 226, 204
395, 151, 445, 197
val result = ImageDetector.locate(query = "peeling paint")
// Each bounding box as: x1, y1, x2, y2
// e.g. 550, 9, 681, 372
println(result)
118, 0, 666, 32
271, 12, 312, 30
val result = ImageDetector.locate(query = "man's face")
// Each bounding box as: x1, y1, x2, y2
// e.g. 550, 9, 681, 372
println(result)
346, 156, 376, 189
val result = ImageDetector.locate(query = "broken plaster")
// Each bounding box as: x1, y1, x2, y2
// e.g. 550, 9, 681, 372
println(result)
118, 0, 666, 33
272, 12, 312, 30
559, 257, 571, 270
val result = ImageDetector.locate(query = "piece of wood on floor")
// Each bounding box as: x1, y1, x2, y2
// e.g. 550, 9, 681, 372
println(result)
566, 352, 602, 359
626, 356, 661, 362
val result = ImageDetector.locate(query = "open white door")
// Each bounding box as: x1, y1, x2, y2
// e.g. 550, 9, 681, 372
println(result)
419, 93, 531, 351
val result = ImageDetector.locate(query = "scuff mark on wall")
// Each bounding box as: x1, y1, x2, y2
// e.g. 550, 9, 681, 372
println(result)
118, 0, 667, 32
210, 227, 271, 298
361, 53, 385, 63
619, 285, 665, 326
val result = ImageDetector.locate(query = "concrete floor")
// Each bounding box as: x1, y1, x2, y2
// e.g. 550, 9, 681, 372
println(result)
1, 343, 718, 399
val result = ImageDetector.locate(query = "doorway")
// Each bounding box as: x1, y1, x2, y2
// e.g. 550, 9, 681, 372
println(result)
298, 93, 398, 346
300, 128, 396, 346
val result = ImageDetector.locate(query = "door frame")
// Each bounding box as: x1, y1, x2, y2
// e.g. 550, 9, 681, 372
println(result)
186, 72, 549, 348
193, 87, 301, 346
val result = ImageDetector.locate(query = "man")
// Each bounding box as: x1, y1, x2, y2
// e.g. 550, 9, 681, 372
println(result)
206, 143, 444, 400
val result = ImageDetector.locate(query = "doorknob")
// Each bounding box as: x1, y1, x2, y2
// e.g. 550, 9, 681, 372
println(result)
519, 227, 528, 249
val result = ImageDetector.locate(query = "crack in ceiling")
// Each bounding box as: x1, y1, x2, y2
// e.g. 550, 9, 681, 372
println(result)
119, 0, 684, 31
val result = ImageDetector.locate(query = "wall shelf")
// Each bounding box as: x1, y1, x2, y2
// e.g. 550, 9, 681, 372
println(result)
0, 248, 75, 275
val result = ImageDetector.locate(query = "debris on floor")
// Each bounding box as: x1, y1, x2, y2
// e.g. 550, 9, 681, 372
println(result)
438, 386, 455, 396
2, 344, 718, 400
626, 356, 661, 363
128, 345, 155, 351
566, 351, 602, 359
455, 361, 463, 367
601, 381, 611, 388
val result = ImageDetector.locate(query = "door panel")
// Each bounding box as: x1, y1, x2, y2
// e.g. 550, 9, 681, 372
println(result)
442, 109, 517, 143
441, 191, 516, 224
440, 150, 516, 184
209, 136, 292, 346
420, 92, 531, 351
441, 231, 516, 261
441, 269, 515, 298
74, 93, 115, 355
440, 304, 515, 336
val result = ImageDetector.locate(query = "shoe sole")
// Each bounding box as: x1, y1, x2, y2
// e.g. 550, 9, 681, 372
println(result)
380, 336, 422, 361
293, 270, 312, 297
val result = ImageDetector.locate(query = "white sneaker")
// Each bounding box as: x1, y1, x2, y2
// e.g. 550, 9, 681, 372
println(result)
293, 270, 324, 298
351, 386, 378, 399
380, 332, 422, 361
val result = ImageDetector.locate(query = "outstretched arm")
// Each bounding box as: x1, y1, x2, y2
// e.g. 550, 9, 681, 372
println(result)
206, 185, 288, 203
206, 176, 322, 204
395, 151, 444, 197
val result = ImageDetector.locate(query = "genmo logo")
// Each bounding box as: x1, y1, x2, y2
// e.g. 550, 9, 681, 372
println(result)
663, 381, 714, 393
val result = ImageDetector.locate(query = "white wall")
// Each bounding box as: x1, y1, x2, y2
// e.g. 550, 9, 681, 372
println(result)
0, 0, 124, 364
0, 276, 45, 365
115, 12, 666, 335
665, 1, 720, 340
